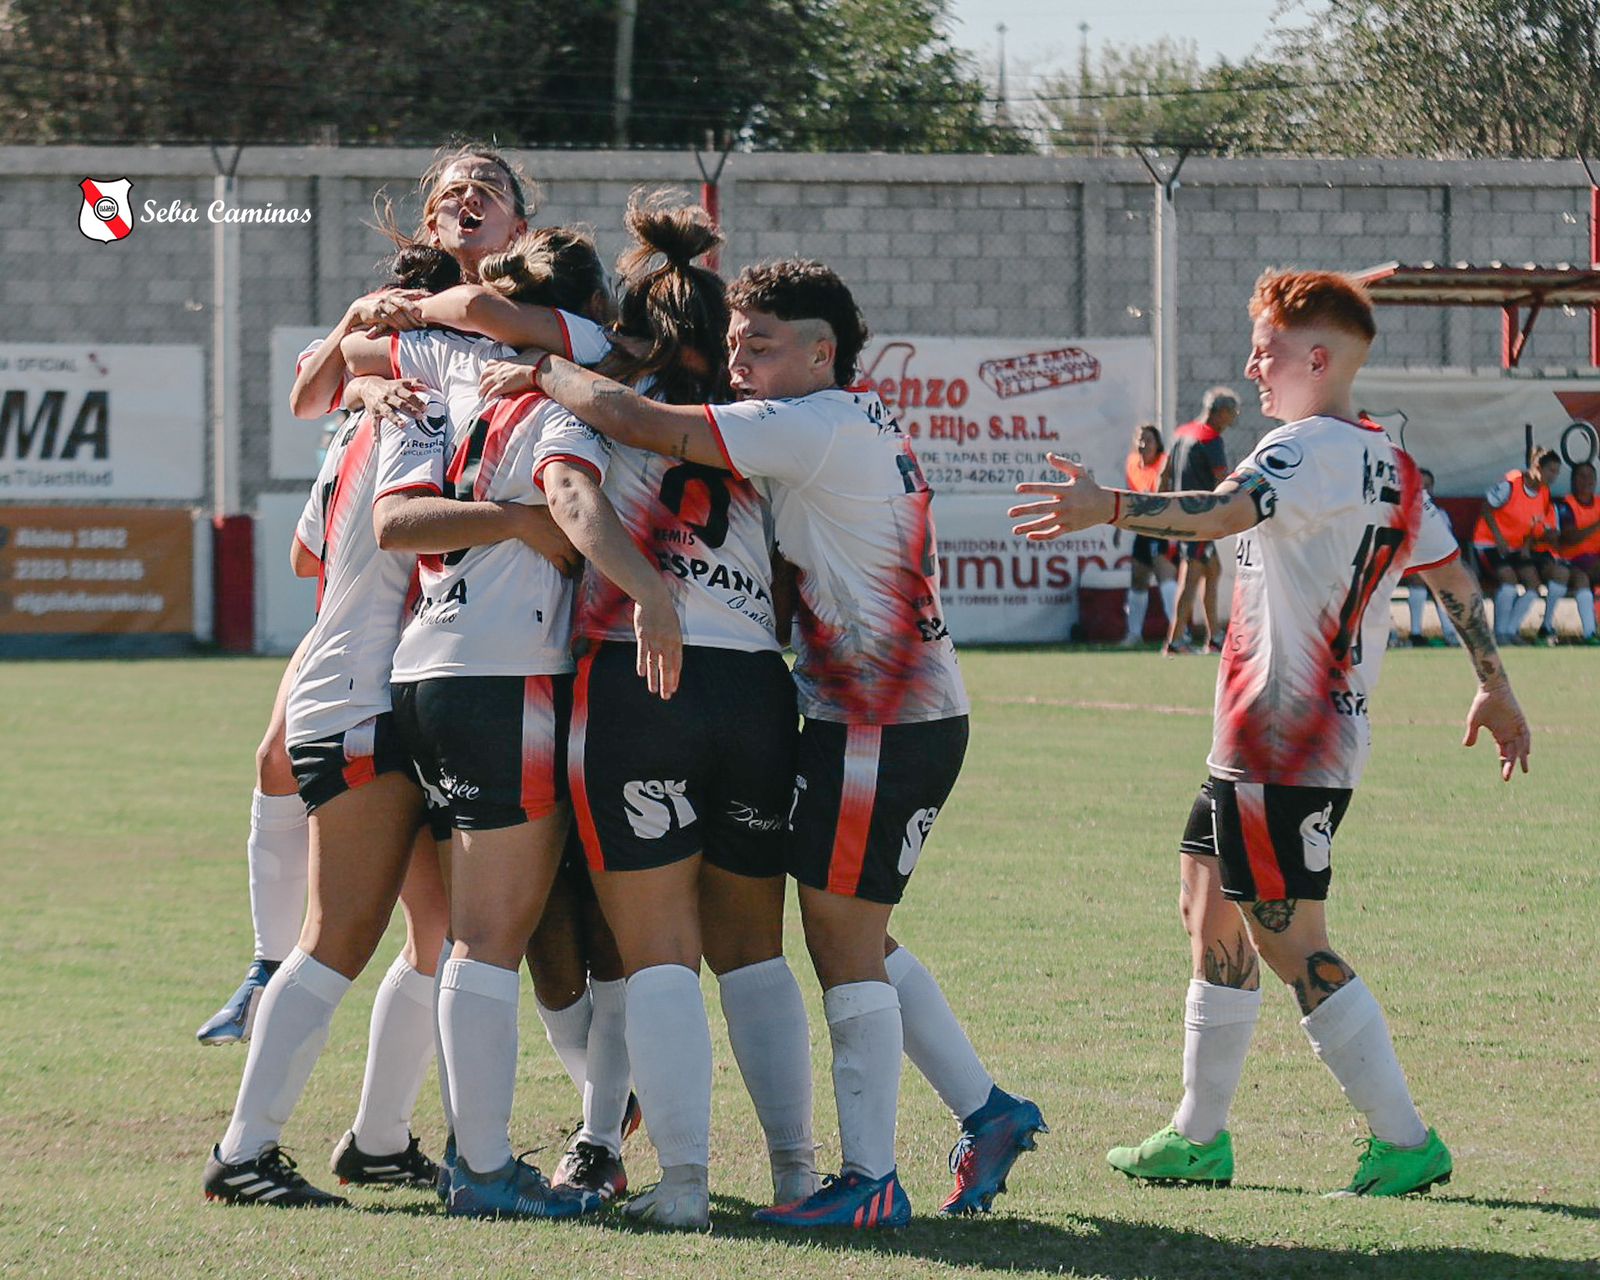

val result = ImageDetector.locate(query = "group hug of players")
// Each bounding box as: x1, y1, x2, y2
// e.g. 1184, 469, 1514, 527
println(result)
198, 144, 1532, 1229
199, 145, 1041, 1228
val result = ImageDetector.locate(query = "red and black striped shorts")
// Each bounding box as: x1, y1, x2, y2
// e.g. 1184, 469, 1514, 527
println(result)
1179, 776, 1352, 902
390, 674, 570, 832
287, 712, 417, 813
788, 715, 969, 905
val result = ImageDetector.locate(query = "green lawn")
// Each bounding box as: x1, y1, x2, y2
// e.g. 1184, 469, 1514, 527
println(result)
1, 649, 1595, 1278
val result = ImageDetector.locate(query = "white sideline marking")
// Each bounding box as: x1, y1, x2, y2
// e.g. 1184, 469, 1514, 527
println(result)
984, 695, 1209, 717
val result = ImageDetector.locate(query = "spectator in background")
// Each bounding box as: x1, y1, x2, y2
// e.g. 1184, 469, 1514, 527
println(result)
1555, 459, 1600, 645
1163, 387, 1238, 655
1123, 423, 1178, 647
1400, 468, 1460, 647
1472, 446, 1567, 645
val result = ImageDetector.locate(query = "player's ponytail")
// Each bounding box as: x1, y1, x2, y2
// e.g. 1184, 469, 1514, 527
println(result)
611, 188, 729, 404
480, 226, 608, 317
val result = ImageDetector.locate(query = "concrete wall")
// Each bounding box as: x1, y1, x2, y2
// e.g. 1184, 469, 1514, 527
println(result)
3, 147, 1595, 512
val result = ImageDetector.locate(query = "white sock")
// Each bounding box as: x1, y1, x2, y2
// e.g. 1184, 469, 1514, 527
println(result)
247, 790, 309, 962
824, 981, 902, 1180
1509, 587, 1540, 634
432, 939, 453, 1136
1578, 587, 1596, 639
438, 958, 520, 1175
578, 978, 632, 1156
1159, 578, 1179, 625
1171, 979, 1261, 1144
1301, 976, 1427, 1148
884, 946, 993, 1123
1127, 585, 1150, 640
718, 958, 815, 1160
1493, 582, 1518, 637
536, 988, 592, 1102
218, 947, 350, 1164
625, 965, 712, 1168
1407, 585, 1426, 635
1540, 580, 1566, 632
350, 954, 435, 1156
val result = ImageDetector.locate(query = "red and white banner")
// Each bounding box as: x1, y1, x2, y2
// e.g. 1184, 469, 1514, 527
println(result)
1353, 368, 1600, 496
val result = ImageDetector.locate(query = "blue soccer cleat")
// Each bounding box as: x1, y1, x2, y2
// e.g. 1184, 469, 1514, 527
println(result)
447, 1153, 602, 1220
752, 1168, 911, 1229
195, 958, 280, 1045
435, 1131, 455, 1205
940, 1087, 1048, 1215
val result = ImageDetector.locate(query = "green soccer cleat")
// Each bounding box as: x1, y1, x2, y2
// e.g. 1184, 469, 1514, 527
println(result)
1107, 1125, 1233, 1186
1324, 1128, 1452, 1198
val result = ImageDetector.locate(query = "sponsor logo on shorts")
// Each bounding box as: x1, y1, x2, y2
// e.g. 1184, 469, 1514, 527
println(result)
437, 771, 481, 801
622, 778, 696, 839
726, 801, 785, 832
897, 806, 940, 876
1300, 802, 1334, 873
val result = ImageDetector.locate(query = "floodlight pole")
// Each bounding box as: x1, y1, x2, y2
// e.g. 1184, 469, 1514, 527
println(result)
1583, 152, 1600, 368
1139, 148, 1189, 429
695, 132, 735, 272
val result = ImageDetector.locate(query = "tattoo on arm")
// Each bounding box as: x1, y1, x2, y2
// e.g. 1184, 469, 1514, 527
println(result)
1119, 490, 1238, 539
1436, 584, 1503, 686
1178, 493, 1227, 515
1291, 949, 1355, 1016
672, 432, 689, 460
1249, 899, 1298, 933
1201, 935, 1261, 989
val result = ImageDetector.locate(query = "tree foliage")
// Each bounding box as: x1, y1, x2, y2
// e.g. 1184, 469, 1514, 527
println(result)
0, 0, 1025, 153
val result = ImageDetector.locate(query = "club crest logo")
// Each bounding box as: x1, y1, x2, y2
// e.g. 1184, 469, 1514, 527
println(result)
1300, 802, 1334, 873
79, 177, 134, 244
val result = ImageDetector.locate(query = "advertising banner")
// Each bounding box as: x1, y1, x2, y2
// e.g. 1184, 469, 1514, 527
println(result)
0, 506, 193, 635
0, 345, 204, 500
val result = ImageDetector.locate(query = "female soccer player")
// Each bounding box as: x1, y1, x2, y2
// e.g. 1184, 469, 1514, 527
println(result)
501, 256, 1045, 1228
342, 226, 669, 1219
1123, 423, 1178, 646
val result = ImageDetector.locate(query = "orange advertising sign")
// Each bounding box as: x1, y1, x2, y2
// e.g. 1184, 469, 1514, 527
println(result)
0, 506, 193, 635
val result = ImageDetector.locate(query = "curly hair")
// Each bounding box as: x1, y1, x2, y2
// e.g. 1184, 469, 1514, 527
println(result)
726, 259, 870, 386
608, 188, 729, 405
1248, 269, 1375, 343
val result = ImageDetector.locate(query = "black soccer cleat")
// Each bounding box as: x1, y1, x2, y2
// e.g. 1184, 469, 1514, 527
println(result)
204, 1144, 348, 1207
330, 1130, 439, 1189
552, 1140, 628, 1201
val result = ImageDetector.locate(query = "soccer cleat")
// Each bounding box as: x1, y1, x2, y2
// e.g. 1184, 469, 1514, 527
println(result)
330, 1130, 438, 1189
940, 1088, 1048, 1215
447, 1153, 601, 1220
753, 1169, 910, 1229
621, 1165, 711, 1229
1324, 1128, 1452, 1198
435, 1131, 455, 1205
195, 958, 279, 1045
203, 1144, 348, 1207
621, 1091, 643, 1142
552, 1140, 627, 1201
1107, 1124, 1234, 1186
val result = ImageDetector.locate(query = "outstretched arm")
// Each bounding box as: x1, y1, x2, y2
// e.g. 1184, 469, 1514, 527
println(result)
1009, 452, 1260, 542
373, 492, 579, 576
1419, 555, 1531, 780
528, 354, 726, 468
540, 459, 683, 699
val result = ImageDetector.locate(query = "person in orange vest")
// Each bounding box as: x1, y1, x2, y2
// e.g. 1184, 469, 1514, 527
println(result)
1555, 458, 1600, 643
1471, 446, 1568, 644
1123, 423, 1179, 645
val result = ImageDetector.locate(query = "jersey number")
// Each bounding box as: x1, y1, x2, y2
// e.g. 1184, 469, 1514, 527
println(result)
440, 415, 494, 567
658, 463, 732, 549
1331, 524, 1405, 666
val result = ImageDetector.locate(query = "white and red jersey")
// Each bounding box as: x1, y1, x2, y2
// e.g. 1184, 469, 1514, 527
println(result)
532, 405, 780, 653
1209, 414, 1460, 789
384, 330, 607, 681
286, 411, 416, 747
706, 388, 968, 725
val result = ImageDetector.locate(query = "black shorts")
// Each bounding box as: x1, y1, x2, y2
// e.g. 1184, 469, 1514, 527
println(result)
789, 715, 969, 905
288, 712, 416, 813
1475, 545, 1554, 577
569, 642, 796, 876
1131, 535, 1170, 567
391, 675, 571, 833
1179, 776, 1352, 902
1181, 540, 1215, 563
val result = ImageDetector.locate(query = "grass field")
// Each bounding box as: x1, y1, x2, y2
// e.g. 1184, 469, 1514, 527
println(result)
1, 648, 1596, 1279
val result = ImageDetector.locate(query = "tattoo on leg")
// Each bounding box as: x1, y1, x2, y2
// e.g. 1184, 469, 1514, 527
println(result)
1201, 935, 1260, 989
1292, 949, 1354, 1015
1250, 899, 1297, 933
